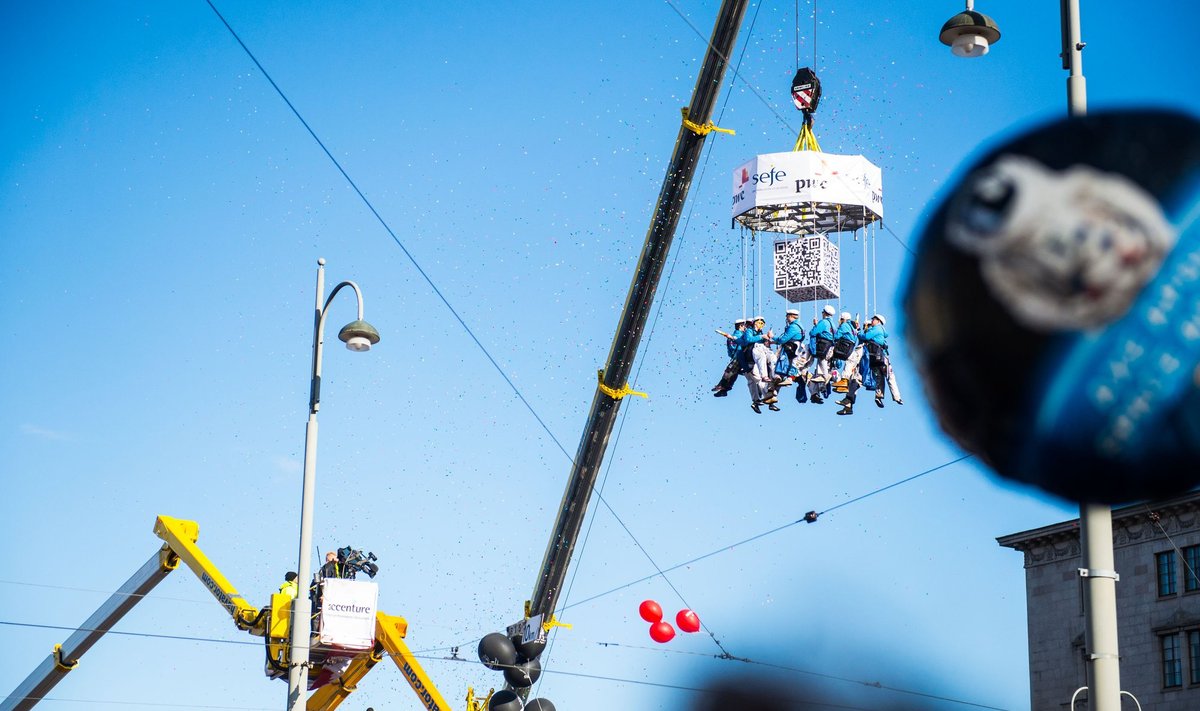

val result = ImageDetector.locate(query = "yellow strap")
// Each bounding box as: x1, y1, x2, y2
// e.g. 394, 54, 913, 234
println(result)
597, 370, 648, 400
542, 615, 573, 633
793, 122, 822, 152
680, 107, 735, 137
53, 644, 78, 672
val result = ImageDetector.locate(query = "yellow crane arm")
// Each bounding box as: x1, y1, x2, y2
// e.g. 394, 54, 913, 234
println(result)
152, 515, 264, 633
307, 612, 456, 711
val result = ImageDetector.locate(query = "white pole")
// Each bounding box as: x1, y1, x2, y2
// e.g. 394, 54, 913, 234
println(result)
287, 258, 326, 709
1060, 1, 1118, 708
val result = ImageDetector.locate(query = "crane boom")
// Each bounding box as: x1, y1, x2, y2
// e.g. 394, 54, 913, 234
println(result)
1, 546, 177, 711
527, 0, 750, 625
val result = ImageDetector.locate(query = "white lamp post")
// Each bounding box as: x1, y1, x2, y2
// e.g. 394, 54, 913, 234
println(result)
938, 4, 1118, 711
287, 258, 380, 710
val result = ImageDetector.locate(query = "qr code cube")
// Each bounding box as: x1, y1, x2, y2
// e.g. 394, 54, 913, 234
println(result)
773, 236, 839, 302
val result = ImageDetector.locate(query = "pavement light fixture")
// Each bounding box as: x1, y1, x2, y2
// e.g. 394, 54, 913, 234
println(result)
287, 257, 380, 711
939, 1, 1001, 58
339, 319, 381, 352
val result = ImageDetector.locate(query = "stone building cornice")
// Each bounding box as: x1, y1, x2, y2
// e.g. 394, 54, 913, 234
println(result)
997, 490, 1200, 567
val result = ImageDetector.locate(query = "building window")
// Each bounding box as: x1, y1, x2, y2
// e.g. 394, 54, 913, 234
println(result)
1190, 631, 1200, 685
1158, 551, 1178, 597
1163, 633, 1183, 688
1185, 545, 1200, 593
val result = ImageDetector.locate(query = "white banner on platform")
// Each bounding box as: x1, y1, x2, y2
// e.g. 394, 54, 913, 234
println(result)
732, 151, 883, 222
319, 579, 378, 651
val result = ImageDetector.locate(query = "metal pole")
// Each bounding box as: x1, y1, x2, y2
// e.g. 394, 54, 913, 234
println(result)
1060, 2, 1118, 709
2, 551, 174, 711
288, 258, 326, 709
527, 0, 749, 623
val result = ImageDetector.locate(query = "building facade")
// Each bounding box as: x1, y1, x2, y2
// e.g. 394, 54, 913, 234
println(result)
999, 492, 1200, 710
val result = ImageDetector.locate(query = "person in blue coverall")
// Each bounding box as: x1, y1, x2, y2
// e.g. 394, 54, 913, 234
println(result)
806, 304, 837, 404
711, 318, 748, 397
832, 311, 858, 372
837, 314, 902, 415
762, 308, 805, 410
741, 316, 776, 413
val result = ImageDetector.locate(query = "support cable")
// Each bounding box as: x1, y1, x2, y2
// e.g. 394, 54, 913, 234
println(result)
664, 0, 911, 257
204, 0, 575, 464
562, 454, 974, 611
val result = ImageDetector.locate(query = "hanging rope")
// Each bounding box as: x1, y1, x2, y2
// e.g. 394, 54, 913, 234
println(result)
872, 220, 879, 317
835, 205, 843, 315
813, 0, 819, 71
740, 226, 748, 320
754, 230, 763, 317
862, 205, 868, 318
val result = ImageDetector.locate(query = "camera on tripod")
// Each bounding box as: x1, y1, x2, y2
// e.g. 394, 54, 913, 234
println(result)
336, 546, 379, 579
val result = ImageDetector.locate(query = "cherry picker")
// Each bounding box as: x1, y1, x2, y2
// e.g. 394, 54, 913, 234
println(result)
2, 515, 483, 711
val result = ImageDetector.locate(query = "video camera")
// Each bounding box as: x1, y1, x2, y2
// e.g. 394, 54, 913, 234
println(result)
336, 546, 379, 579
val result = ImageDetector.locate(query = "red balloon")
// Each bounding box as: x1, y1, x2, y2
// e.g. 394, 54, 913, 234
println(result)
675, 609, 701, 633
638, 599, 663, 623
649, 621, 675, 643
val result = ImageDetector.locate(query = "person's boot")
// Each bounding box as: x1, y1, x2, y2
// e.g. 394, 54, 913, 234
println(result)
837, 404, 854, 415
750, 401, 762, 414
767, 403, 781, 411
875, 395, 885, 408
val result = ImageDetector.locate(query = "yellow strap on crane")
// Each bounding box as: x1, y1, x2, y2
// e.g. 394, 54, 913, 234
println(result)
680, 107, 735, 137
597, 370, 648, 400
53, 644, 78, 672
793, 121, 822, 152
542, 615, 573, 633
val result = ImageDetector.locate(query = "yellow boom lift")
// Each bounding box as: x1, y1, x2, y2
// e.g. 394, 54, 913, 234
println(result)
2, 515, 483, 711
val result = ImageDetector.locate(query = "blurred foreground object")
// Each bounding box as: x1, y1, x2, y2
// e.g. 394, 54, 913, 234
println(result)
903, 110, 1200, 502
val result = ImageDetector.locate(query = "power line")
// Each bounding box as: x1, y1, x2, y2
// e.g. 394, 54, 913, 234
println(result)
561, 454, 974, 611
0, 579, 211, 606
203, 0, 575, 465
6, 697, 271, 710
593, 641, 1009, 710
421, 646, 1006, 710
0, 620, 257, 647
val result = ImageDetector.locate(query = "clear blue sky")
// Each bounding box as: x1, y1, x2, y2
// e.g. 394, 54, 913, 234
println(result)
2, 2, 1197, 710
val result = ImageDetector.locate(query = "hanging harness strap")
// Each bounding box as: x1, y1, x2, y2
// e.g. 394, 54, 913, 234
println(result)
680, 107, 736, 137
597, 369, 649, 400
793, 113, 822, 152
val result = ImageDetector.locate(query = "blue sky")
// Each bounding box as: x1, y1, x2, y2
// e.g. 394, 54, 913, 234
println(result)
2, 1, 1197, 710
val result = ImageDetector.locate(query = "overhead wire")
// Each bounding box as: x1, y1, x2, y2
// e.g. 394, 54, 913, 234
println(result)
593, 641, 1009, 711
561, 454, 974, 611
1143, 504, 1200, 590
5, 697, 272, 711
200, 5, 729, 628
203, 0, 575, 465
0, 618, 1002, 711
199, 4, 975, 706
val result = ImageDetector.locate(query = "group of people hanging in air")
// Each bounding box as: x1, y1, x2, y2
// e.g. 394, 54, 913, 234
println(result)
712, 304, 903, 415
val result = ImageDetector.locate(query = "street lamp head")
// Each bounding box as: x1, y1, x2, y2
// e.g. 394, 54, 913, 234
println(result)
338, 319, 381, 352
939, 10, 1001, 58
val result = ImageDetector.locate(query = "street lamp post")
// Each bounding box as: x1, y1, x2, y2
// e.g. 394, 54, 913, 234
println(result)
938, 4, 1120, 711
287, 258, 380, 711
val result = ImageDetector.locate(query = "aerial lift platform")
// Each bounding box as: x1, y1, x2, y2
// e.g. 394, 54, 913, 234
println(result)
2, 515, 483, 711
